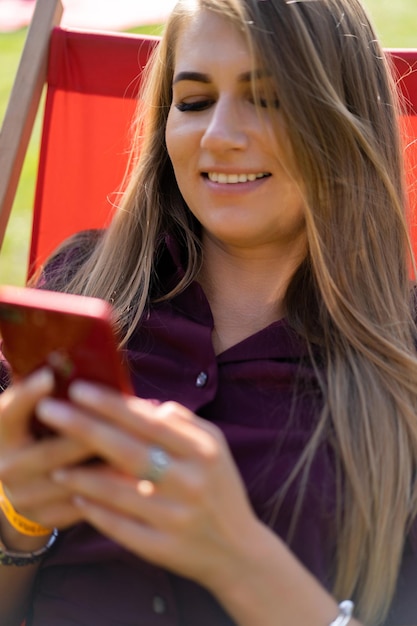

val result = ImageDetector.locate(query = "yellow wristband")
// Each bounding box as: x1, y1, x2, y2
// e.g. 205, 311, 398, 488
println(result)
0, 481, 52, 537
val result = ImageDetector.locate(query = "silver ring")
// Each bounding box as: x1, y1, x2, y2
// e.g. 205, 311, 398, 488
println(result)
141, 446, 170, 483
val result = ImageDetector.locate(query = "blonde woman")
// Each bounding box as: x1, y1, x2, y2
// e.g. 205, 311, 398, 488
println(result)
1, 0, 416, 624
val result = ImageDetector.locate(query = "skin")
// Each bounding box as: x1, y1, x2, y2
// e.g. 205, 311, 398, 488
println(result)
165, 12, 306, 254
166, 11, 307, 353
0, 10, 362, 626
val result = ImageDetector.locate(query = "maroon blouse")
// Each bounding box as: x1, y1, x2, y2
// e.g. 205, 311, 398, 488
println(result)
1, 235, 415, 625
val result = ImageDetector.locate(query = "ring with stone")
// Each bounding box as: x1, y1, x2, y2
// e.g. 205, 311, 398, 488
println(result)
141, 446, 171, 483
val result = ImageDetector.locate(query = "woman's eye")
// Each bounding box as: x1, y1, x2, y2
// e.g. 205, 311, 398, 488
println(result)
175, 100, 213, 112
252, 94, 280, 109
261, 98, 280, 109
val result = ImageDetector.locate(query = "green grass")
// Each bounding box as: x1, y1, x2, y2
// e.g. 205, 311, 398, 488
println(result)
365, 0, 417, 48
0, 28, 39, 286
0, 5, 416, 286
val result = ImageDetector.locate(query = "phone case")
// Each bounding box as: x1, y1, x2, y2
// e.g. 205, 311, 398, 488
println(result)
0, 285, 133, 437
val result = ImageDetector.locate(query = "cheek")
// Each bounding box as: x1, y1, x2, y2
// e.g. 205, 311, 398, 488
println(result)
166, 119, 190, 185
165, 110, 201, 171
165, 112, 198, 210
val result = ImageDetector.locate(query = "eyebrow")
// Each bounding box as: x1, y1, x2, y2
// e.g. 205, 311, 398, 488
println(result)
172, 69, 269, 85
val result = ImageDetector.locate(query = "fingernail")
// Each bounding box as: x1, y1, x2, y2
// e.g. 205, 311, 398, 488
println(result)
37, 398, 72, 424
28, 368, 54, 392
69, 381, 101, 404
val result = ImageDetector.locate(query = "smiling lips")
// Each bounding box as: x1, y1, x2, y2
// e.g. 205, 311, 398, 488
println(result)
206, 172, 271, 184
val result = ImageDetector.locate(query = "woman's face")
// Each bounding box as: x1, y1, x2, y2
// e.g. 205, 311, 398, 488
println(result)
165, 10, 307, 258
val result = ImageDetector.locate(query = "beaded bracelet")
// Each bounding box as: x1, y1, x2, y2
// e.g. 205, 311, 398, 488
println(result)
329, 600, 354, 626
0, 481, 53, 537
0, 528, 58, 566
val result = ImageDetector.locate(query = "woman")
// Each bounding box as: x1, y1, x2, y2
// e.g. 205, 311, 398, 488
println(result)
0, 0, 416, 624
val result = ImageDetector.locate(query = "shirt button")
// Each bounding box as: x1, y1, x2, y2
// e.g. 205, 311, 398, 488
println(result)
152, 595, 167, 614
195, 371, 208, 387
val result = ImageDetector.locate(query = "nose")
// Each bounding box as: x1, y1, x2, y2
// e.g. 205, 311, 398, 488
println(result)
200, 97, 248, 152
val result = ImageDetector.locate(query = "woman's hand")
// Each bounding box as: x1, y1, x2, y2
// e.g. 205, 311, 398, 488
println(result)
35, 382, 360, 626
36, 381, 259, 594
0, 369, 97, 542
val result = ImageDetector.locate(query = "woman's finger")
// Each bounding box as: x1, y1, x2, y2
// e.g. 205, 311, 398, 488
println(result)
71, 495, 172, 567
37, 398, 155, 476
0, 368, 55, 447
4, 475, 85, 530
52, 464, 188, 530
69, 381, 220, 453
0, 435, 96, 529
36, 395, 221, 476
0, 434, 96, 485
58, 467, 206, 576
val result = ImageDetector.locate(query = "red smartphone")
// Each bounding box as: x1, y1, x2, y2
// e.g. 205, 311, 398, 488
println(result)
0, 285, 133, 437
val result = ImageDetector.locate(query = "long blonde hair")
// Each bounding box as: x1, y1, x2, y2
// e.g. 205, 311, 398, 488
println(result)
47, 0, 417, 622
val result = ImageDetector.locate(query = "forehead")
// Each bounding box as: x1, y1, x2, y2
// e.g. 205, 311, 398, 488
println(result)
173, 10, 253, 73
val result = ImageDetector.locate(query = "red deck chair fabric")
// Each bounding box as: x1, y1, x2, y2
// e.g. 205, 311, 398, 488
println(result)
393, 50, 417, 261
28, 27, 159, 276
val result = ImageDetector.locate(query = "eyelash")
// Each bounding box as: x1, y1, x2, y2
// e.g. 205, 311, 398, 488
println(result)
257, 98, 280, 109
175, 100, 213, 112
174, 96, 280, 112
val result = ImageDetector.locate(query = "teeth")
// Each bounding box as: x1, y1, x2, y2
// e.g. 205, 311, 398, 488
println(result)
207, 172, 268, 184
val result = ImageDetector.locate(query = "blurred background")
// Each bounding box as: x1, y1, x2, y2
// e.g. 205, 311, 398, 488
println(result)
0, 0, 416, 286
